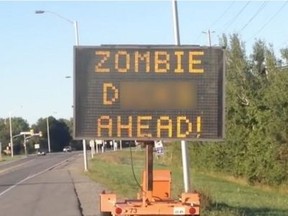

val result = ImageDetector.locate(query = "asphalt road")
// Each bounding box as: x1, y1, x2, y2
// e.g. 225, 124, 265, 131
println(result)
0, 152, 84, 216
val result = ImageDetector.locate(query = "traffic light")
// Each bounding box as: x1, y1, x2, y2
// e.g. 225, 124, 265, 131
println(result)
39, 131, 43, 137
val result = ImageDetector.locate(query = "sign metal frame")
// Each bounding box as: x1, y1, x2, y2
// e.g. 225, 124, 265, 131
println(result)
73, 45, 225, 141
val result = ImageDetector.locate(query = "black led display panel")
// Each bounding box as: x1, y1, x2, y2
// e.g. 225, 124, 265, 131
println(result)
74, 45, 225, 141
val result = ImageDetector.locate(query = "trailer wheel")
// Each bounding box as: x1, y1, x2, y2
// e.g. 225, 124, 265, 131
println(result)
100, 212, 112, 216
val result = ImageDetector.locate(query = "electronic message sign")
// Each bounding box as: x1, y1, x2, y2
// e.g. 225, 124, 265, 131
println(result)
74, 45, 225, 140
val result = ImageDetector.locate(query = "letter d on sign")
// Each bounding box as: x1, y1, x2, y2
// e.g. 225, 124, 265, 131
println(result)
103, 83, 119, 105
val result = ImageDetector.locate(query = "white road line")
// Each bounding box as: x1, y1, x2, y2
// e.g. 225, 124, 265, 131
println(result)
0, 159, 35, 175
0, 158, 70, 198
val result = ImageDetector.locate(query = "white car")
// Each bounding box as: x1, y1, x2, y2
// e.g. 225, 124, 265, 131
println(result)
63, 146, 72, 152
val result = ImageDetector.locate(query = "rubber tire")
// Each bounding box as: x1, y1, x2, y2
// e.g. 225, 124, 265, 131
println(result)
100, 212, 112, 216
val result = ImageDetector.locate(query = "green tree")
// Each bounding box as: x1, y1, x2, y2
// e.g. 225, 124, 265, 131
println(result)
0, 117, 29, 155
216, 34, 251, 176
191, 35, 288, 185
0, 118, 10, 154
32, 117, 72, 152
62, 117, 83, 150
280, 48, 288, 64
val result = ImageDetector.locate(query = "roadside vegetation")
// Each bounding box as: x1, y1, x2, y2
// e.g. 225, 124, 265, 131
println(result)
1, 31, 288, 214
0, 155, 24, 162
87, 34, 288, 215
202, 34, 288, 187
0, 117, 82, 155
88, 148, 288, 216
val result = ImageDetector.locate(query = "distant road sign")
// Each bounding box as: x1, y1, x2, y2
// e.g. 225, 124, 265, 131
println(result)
74, 45, 225, 141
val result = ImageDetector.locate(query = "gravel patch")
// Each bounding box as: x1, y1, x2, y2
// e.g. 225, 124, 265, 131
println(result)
68, 154, 106, 216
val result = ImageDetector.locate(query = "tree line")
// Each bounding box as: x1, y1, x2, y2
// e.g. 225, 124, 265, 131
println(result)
2, 34, 288, 186
0, 117, 81, 155
186, 34, 288, 186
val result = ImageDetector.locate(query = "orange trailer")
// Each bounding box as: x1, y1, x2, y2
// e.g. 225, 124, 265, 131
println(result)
100, 141, 200, 216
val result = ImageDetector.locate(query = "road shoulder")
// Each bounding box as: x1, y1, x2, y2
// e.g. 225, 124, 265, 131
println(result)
68, 154, 105, 216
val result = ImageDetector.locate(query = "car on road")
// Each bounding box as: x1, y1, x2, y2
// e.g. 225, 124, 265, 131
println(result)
37, 149, 47, 156
63, 146, 72, 152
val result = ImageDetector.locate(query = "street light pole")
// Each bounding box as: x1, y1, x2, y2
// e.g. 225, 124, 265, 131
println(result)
8, 106, 23, 157
35, 10, 87, 171
35, 10, 79, 46
74, 21, 79, 46
9, 112, 13, 157
47, 117, 51, 153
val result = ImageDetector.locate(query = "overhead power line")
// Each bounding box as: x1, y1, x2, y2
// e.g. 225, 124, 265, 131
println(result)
194, 1, 236, 44
209, 1, 235, 30
222, 1, 251, 33
247, 1, 288, 42
239, 1, 268, 32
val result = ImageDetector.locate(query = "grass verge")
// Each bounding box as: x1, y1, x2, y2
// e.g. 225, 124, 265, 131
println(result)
0, 155, 24, 163
87, 149, 288, 216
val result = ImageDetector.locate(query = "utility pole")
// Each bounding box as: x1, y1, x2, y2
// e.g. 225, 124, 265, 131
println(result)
0, 142, 2, 160
202, 29, 215, 47
172, 0, 191, 193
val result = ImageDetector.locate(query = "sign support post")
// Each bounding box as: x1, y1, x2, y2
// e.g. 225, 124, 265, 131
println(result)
172, 0, 191, 193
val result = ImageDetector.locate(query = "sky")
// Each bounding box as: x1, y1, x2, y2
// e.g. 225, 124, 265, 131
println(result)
1, 0, 288, 126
